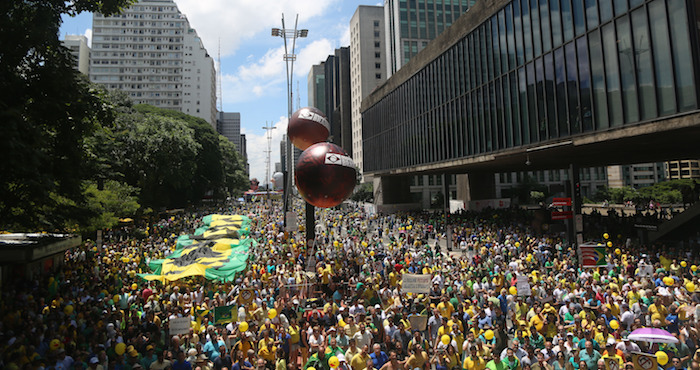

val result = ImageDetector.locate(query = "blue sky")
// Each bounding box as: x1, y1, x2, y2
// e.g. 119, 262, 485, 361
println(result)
60, 0, 381, 183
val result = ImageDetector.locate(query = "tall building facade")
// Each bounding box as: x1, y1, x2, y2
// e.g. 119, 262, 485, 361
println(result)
607, 163, 665, 188
90, 0, 217, 127
384, 0, 473, 77
324, 48, 353, 157
217, 112, 241, 152
307, 63, 326, 112
350, 6, 387, 181
62, 35, 91, 75
363, 0, 700, 208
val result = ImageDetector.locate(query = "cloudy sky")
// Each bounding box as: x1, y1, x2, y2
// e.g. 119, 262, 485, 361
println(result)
60, 0, 381, 184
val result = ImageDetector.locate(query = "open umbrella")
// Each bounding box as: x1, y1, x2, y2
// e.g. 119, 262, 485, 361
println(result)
628, 328, 679, 344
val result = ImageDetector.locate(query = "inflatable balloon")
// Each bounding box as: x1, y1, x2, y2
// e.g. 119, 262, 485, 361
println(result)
681, 261, 688, 267
687, 282, 696, 293
615, 248, 621, 255
113, 294, 120, 303
606, 241, 613, 248
288, 107, 330, 150
131, 283, 138, 290
63, 305, 74, 315
693, 265, 698, 272
239, 321, 249, 333
116, 343, 126, 356
610, 320, 619, 330
295, 143, 357, 208
50, 339, 61, 351
484, 330, 494, 340
664, 277, 674, 286
509, 286, 517, 295
441, 335, 451, 345
603, 233, 609, 239
268, 308, 278, 319
514, 242, 520, 247
329, 356, 339, 368
656, 351, 668, 366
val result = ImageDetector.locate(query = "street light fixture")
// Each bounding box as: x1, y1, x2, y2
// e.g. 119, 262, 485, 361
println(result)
272, 14, 308, 230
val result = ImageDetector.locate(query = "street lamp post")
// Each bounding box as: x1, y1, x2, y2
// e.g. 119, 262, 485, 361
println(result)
272, 14, 308, 230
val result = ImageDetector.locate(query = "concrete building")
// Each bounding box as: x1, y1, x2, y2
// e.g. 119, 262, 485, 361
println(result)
350, 6, 386, 181
62, 35, 91, 75
240, 134, 249, 175
362, 0, 700, 210
324, 48, 353, 156
385, 0, 473, 77
607, 163, 666, 188
666, 160, 700, 180
90, 0, 217, 127
217, 112, 241, 152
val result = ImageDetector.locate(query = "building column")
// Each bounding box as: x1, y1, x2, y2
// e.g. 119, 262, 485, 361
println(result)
372, 175, 415, 210
455, 172, 497, 203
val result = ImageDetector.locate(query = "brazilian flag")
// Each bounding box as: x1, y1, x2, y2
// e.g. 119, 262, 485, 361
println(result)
139, 214, 255, 282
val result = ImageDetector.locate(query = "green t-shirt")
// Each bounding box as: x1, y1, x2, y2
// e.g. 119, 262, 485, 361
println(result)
486, 360, 508, 370
502, 356, 520, 370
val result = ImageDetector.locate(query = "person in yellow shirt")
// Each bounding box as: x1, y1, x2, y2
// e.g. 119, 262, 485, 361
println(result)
626, 286, 640, 306
349, 344, 371, 370
405, 344, 430, 370
437, 296, 454, 319
648, 298, 668, 323
462, 346, 487, 370
258, 329, 277, 364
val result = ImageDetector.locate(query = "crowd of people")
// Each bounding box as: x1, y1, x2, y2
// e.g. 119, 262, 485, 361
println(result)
1, 201, 699, 370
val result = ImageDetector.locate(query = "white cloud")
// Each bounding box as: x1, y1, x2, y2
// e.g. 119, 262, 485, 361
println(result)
175, 0, 339, 57
220, 38, 334, 106
84, 28, 92, 47
242, 117, 289, 184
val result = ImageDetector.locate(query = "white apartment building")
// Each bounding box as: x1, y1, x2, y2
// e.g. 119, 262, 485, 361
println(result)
62, 35, 91, 75
90, 0, 216, 127
350, 6, 386, 182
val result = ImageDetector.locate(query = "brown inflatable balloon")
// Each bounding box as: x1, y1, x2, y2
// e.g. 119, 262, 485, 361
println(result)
288, 107, 330, 150
295, 143, 357, 208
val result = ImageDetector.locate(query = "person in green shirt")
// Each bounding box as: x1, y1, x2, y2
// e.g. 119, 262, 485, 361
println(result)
486, 355, 508, 370
502, 348, 521, 370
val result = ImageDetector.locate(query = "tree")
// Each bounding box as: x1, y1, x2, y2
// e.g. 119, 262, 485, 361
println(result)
82, 180, 140, 233
0, 0, 134, 230
351, 182, 374, 203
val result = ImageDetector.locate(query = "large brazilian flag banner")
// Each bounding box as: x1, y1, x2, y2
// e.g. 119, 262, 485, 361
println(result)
140, 214, 255, 282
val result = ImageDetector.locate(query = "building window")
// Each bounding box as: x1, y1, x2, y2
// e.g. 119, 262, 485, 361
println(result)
375, 52, 380, 58
374, 20, 380, 27
376, 73, 382, 79
375, 41, 380, 48
375, 63, 381, 69
374, 31, 380, 37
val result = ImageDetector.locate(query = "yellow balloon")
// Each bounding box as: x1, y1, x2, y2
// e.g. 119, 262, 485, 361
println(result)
509, 286, 517, 295
308, 367, 316, 370
441, 335, 451, 345
239, 321, 249, 332
131, 283, 138, 290
63, 305, 74, 315
693, 265, 698, 272
687, 282, 696, 293
681, 261, 688, 267
370, 251, 375, 257
50, 339, 61, 351
115, 343, 126, 356
606, 241, 613, 248
515, 242, 520, 247
656, 351, 668, 366
484, 330, 494, 340
268, 308, 277, 319
615, 248, 621, 255
339, 319, 346, 327
329, 356, 339, 368
113, 294, 120, 303
610, 320, 619, 330
603, 233, 609, 239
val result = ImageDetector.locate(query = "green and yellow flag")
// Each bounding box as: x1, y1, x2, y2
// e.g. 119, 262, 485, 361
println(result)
139, 214, 255, 282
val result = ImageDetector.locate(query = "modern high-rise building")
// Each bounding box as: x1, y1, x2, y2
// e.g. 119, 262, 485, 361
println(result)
350, 6, 386, 181
239, 134, 249, 175
307, 63, 326, 112
90, 0, 217, 127
384, 0, 473, 77
324, 48, 352, 157
217, 112, 241, 151
62, 35, 91, 75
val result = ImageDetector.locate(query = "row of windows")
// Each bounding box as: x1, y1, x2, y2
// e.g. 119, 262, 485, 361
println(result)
93, 28, 181, 35
363, 0, 698, 173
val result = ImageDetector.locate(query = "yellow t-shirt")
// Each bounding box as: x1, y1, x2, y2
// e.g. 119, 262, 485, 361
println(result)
437, 301, 454, 318
649, 304, 668, 322
350, 352, 371, 370
462, 355, 487, 370
405, 352, 428, 370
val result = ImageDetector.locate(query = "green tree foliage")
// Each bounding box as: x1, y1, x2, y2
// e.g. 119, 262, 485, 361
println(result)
350, 183, 374, 203
0, 0, 133, 230
592, 180, 697, 206
83, 180, 140, 233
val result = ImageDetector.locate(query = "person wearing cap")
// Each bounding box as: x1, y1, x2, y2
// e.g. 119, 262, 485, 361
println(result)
601, 341, 623, 370
140, 345, 157, 370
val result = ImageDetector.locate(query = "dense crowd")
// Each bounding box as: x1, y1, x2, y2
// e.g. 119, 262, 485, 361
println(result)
1, 201, 699, 370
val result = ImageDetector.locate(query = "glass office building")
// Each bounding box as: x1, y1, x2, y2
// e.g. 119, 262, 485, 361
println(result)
364, 0, 698, 173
